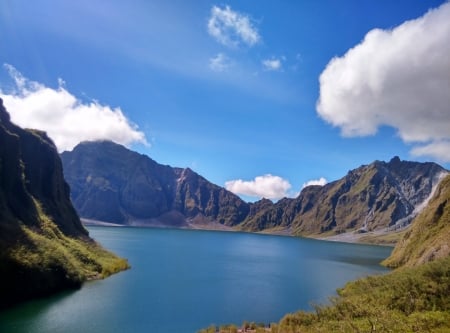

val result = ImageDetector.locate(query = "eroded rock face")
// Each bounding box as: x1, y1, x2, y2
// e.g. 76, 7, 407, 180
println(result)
0, 98, 86, 237
62, 139, 447, 236
240, 157, 447, 235
0, 98, 93, 308
383, 174, 450, 268
61, 141, 250, 226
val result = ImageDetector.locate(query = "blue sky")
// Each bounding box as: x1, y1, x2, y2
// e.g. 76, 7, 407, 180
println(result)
1, 0, 449, 201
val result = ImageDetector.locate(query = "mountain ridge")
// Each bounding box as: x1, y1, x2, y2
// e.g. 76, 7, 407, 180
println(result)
61, 140, 447, 239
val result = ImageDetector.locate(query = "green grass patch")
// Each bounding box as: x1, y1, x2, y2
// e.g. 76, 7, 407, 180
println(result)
1, 197, 129, 308
201, 256, 450, 333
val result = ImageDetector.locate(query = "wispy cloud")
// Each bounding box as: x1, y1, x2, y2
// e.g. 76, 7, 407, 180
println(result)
225, 174, 292, 200
208, 5, 260, 48
302, 177, 328, 189
262, 57, 283, 71
209, 53, 232, 72
0, 64, 148, 152
317, 3, 450, 162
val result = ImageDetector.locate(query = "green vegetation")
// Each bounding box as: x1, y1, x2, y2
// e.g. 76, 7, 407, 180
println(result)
383, 174, 450, 268
200, 257, 450, 333
11, 199, 129, 279
0, 198, 129, 308
357, 229, 407, 246
270, 256, 450, 333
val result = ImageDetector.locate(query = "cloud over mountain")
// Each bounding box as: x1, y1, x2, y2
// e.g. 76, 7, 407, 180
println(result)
225, 174, 292, 200
302, 177, 328, 189
316, 3, 450, 162
0, 65, 147, 152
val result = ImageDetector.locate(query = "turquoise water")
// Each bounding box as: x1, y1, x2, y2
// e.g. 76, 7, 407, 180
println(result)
0, 227, 391, 333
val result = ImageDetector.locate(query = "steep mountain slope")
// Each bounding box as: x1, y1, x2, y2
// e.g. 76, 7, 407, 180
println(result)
61, 141, 249, 227
383, 174, 450, 268
61, 141, 447, 237
240, 157, 447, 236
0, 98, 128, 309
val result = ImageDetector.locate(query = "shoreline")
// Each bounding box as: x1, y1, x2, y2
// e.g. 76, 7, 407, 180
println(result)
82, 218, 404, 246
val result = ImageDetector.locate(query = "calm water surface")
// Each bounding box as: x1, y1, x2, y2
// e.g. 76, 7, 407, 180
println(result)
0, 227, 392, 332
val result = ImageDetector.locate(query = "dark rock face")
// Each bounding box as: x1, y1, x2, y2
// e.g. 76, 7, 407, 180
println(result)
61, 141, 250, 226
0, 98, 87, 307
61, 141, 447, 236
0, 98, 86, 238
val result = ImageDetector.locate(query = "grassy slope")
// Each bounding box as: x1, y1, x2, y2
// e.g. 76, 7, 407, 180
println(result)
383, 174, 450, 268
271, 256, 450, 333
0, 198, 129, 308
200, 175, 450, 333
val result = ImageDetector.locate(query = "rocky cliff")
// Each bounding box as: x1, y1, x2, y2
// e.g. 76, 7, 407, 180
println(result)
61, 141, 249, 227
0, 98, 128, 309
241, 157, 447, 236
383, 174, 450, 268
61, 141, 447, 237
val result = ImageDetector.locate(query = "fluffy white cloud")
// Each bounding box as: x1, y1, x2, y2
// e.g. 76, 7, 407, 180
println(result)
208, 5, 260, 48
302, 177, 328, 189
0, 64, 147, 152
209, 53, 232, 72
316, 3, 450, 162
262, 58, 282, 71
225, 174, 292, 200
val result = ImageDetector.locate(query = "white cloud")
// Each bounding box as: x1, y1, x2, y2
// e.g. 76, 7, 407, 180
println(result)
207, 5, 260, 48
262, 58, 282, 71
209, 53, 232, 72
0, 64, 148, 152
302, 177, 328, 189
225, 174, 292, 200
316, 3, 450, 162
411, 140, 450, 162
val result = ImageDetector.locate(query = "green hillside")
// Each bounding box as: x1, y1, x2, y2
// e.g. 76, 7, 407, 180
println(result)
383, 174, 450, 268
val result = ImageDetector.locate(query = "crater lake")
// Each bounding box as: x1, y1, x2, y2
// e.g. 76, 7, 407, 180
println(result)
0, 226, 392, 333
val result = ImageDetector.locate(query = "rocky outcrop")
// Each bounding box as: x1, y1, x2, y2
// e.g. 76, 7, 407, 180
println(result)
383, 174, 450, 268
61, 141, 250, 226
0, 98, 127, 309
61, 141, 447, 236
241, 157, 447, 235
0, 98, 86, 238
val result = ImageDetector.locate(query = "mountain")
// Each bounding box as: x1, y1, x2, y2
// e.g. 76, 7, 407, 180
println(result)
383, 174, 450, 268
241, 156, 447, 236
0, 98, 128, 309
61, 141, 447, 237
60, 141, 250, 227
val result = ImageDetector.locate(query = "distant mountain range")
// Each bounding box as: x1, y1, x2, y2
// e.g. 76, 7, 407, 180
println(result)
61, 141, 448, 237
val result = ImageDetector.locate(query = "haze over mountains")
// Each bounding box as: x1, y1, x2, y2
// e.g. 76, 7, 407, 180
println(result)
61, 141, 448, 237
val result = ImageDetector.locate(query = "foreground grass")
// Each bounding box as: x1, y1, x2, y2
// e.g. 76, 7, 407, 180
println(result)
0, 199, 129, 308
200, 256, 450, 333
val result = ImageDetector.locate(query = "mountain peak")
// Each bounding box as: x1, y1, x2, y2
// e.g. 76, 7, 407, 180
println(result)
389, 155, 401, 164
